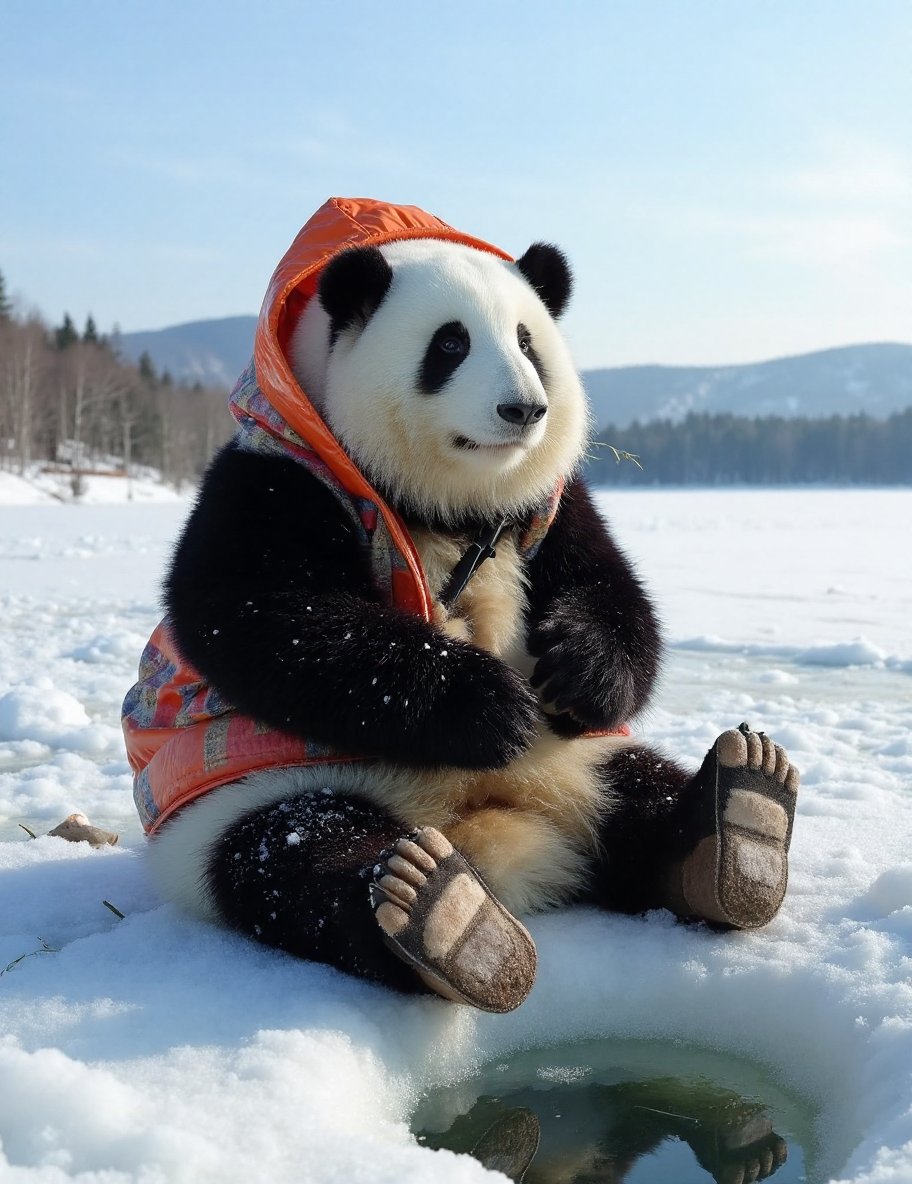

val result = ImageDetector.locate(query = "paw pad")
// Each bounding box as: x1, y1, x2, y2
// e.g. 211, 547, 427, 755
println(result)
680, 727, 800, 929
370, 826, 536, 1012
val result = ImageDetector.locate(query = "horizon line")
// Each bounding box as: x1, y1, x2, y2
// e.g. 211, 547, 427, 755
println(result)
116, 316, 912, 373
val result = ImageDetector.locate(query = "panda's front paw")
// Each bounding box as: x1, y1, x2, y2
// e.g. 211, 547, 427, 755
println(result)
528, 602, 638, 730
438, 650, 540, 769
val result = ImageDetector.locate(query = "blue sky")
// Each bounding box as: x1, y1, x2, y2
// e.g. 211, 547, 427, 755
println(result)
2, 0, 910, 367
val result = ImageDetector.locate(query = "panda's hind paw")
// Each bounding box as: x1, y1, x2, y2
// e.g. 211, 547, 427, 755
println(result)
371, 827, 536, 1012
678, 727, 799, 929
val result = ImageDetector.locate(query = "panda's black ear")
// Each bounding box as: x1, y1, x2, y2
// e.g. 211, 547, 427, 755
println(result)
318, 246, 394, 339
515, 243, 573, 318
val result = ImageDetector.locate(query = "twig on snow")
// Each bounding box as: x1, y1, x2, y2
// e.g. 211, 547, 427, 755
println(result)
2, 937, 59, 976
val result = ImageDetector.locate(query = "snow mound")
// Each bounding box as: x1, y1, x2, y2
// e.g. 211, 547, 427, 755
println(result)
0, 472, 56, 505
858, 866, 912, 918
675, 634, 901, 670
755, 668, 800, 686
0, 683, 91, 747
66, 632, 151, 665
795, 638, 888, 668
0, 682, 121, 767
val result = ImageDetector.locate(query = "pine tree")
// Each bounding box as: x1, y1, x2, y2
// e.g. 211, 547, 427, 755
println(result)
0, 268, 11, 320
138, 352, 157, 385
83, 314, 98, 343
55, 313, 79, 350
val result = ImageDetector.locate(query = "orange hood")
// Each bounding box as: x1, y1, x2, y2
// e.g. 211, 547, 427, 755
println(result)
256, 197, 512, 503
246, 196, 514, 619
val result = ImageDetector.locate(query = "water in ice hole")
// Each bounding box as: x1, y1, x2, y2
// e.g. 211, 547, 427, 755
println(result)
411, 1039, 815, 1183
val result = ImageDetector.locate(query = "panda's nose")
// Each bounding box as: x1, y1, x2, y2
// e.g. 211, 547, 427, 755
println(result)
496, 402, 548, 428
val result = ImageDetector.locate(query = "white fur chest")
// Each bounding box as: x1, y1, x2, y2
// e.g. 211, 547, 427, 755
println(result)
410, 527, 533, 676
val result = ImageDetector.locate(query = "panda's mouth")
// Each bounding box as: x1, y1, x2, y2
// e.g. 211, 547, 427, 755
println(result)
453, 435, 523, 454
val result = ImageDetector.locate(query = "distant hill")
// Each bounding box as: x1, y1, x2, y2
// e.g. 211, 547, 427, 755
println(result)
119, 319, 912, 426
119, 316, 258, 388
584, 343, 912, 428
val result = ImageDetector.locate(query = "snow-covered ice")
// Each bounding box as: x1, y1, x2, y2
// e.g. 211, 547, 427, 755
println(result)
0, 488, 910, 1183
0, 467, 186, 507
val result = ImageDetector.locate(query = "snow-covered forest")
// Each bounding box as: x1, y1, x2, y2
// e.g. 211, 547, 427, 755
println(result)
0, 272, 232, 491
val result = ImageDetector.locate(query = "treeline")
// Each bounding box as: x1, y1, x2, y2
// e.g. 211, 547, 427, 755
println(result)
0, 270, 233, 493
4, 268, 911, 492
590, 409, 912, 486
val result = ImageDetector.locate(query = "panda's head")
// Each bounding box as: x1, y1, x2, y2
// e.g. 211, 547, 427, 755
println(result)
289, 237, 590, 523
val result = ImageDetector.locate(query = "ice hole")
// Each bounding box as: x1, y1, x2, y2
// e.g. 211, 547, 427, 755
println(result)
411, 1039, 816, 1183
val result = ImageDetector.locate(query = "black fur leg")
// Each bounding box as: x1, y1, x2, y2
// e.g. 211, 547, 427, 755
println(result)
206, 792, 425, 994
676, 727, 799, 929
584, 744, 699, 914
587, 730, 799, 929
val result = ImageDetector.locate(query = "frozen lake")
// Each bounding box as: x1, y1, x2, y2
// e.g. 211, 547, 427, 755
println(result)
1, 487, 910, 1183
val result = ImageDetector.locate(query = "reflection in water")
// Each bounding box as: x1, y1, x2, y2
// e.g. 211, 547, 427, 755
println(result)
413, 1042, 812, 1184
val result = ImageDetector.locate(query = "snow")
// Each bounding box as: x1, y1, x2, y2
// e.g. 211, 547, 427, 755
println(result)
0, 467, 185, 506
0, 683, 92, 747
1, 487, 910, 1183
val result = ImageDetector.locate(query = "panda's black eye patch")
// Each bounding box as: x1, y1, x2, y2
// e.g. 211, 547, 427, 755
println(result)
517, 322, 546, 383
439, 333, 467, 355
420, 321, 470, 394
434, 322, 469, 357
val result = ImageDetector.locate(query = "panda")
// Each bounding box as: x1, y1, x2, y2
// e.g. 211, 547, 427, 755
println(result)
132, 198, 800, 1014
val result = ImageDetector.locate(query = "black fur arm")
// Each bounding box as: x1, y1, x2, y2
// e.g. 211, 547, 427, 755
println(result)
165, 445, 538, 769
525, 476, 662, 731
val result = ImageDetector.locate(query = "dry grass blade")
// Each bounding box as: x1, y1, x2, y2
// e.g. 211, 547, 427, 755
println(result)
587, 441, 644, 470
2, 937, 59, 976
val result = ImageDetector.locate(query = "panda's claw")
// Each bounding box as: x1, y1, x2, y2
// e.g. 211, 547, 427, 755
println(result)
528, 645, 565, 688
526, 620, 569, 659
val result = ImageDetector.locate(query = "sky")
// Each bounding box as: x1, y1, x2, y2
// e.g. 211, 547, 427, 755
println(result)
1, 0, 910, 369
